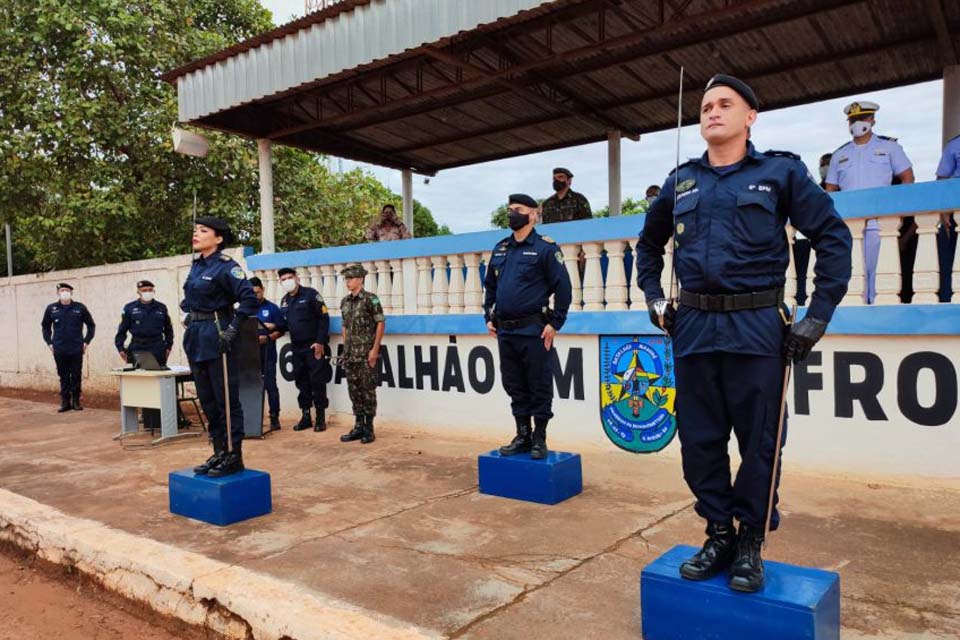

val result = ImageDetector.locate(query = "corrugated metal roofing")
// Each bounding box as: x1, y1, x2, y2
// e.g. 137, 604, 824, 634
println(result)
164, 0, 960, 174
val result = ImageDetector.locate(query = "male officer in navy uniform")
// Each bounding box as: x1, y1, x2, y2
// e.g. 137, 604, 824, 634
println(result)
250, 276, 284, 430
484, 194, 572, 460
278, 267, 330, 432
114, 280, 174, 367
635, 75, 852, 592
42, 283, 96, 412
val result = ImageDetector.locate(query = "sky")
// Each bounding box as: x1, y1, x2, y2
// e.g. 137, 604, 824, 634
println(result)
261, 0, 948, 234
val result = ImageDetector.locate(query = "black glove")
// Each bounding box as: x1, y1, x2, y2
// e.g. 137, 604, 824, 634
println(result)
783, 316, 828, 363
218, 324, 240, 354
647, 298, 676, 335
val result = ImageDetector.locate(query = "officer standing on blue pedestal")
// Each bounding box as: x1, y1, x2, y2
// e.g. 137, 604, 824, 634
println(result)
182, 217, 258, 478
249, 277, 284, 430
42, 283, 96, 412
484, 194, 572, 460
635, 75, 852, 592
115, 280, 174, 367
278, 267, 330, 432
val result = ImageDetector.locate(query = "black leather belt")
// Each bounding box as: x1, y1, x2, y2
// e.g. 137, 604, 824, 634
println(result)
190, 312, 217, 321
679, 288, 783, 312
499, 313, 544, 330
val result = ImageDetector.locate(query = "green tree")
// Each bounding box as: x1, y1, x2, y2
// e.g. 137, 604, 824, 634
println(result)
491, 204, 510, 229
593, 197, 650, 218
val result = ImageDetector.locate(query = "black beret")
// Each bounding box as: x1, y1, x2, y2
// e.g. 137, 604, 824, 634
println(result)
56, 282, 73, 291
552, 167, 573, 178
136, 280, 154, 289
277, 267, 297, 277
382, 203, 397, 212
704, 74, 759, 110
508, 193, 538, 208
248, 276, 263, 288
194, 216, 235, 244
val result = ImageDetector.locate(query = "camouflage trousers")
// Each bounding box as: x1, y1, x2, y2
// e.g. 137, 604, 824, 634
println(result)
344, 360, 378, 416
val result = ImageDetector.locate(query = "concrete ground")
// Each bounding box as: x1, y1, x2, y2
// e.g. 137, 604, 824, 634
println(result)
0, 395, 957, 639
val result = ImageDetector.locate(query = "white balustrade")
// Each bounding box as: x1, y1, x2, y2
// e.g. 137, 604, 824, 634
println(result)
581, 242, 604, 310
375, 259, 392, 312
875, 217, 901, 305
333, 263, 347, 314
844, 219, 865, 306
306, 266, 322, 291
416, 257, 433, 313
913, 213, 940, 304
561, 243, 583, 311
321, 265, 337, 311
430, 255, 449, 314
463, 253, 483, 313
362, 261, 376, 295
603, 240, 628, 310
660, 241, 675, 301
785, 227, 797, 308
447, 254, 465, 313
805, 244, 817, 309
389, 259, 404, 313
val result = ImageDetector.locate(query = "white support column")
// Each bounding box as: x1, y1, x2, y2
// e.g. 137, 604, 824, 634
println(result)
875, 217, 902, 305
603, 240, 628, 310
607, 131, 622, 217
389, 259, 404, 314
375, 259, 392, 312
561, 243, 583, 311
416, 257, 433, 314
430, 255, 449, 314
627, 245, 643, 311
306, 266, 322, 291
263, 270, 278, 303
257, 139, 275, 254
844, 219, 865, 306
321, 265, 337, 311
581, 242, 604, 310
913, 213, 941, 303
333, 263, 347, 314
402, 169, 414, 237
362, 261, 377, 295
447, 254, 465, 313
463, 253, 483, 313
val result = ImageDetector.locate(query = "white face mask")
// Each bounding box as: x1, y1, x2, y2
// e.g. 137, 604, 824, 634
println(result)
280, 278, 298, 293
849, 120, 872, 137
58, 291, 72, 302
140, 291, 155, 302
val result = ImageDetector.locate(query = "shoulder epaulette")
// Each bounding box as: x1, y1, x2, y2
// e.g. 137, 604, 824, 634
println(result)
878, 135, 899, 142
219, 254, 232, 262
833, 141, 852, 154
763, 149, 801, 160
541, 235, 556, 244
667, 158, 696, 176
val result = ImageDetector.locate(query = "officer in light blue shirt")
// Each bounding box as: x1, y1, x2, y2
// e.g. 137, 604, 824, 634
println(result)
935, 134, 960, 302
825, 100, 914, 304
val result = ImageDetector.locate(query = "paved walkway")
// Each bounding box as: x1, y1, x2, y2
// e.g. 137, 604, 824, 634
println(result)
0, 396, 957, 639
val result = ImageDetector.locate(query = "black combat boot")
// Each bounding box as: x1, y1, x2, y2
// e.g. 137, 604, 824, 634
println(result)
499, 417, 532, 456
71, 393, 83, 411
58, 396, 72, 413
208, 447, 244, 478
293, 409, 312, 431
313, 408, 327, 432
269, 413, 281, 430
361, 415, 376, 444
194, 439, 225, 475
341, 415, 364, 442
728, 523, 765, 592
679, 521, 737, 581
530, 418, 549, 460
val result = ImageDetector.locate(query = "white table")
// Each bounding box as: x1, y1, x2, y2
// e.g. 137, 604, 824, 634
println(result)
108, 366, 201, 445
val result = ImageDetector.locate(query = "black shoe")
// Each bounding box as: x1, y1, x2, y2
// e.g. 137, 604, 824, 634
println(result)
293, 410, 312, 431
679, 521, 737, 581
313, 409, 327, 432
341, 416, 364, 442
530, 418, 549, 460
193, 451, 223, 475
207, 451, 244, 478
499, 417, 532, 456
361, 416, 375, 444
269, 413, 281, 430
71, 394, 83, 411
728, 523, 765, 593
58, 399, 72, 413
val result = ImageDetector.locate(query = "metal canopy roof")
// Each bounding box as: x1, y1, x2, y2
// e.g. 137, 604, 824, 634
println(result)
164, 0, 960, 175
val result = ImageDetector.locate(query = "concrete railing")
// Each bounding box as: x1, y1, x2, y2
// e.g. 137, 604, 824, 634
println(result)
248, 181, 960, 315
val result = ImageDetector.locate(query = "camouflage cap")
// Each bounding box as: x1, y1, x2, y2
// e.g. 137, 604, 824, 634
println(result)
341, 263, 367, 278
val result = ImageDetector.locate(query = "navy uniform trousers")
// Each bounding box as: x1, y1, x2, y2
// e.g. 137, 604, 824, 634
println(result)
290, 344, 329, 411
53, 351, 84, 401
497, 333, 554, 420
260, 342, 280, 416
675, 352, 786, 531
190, 348, 245, 451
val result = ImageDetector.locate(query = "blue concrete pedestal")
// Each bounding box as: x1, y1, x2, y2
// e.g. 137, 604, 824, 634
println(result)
477, 450, 582, 505
641, 545, 840, 640
169, 468, 272, 526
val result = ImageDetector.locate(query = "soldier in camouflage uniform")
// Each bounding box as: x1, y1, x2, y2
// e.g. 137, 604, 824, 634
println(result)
540, 168, 592, 223
339, 263, 386, 444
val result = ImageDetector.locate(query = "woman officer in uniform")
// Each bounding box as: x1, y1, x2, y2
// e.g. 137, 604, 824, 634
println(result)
181, 217, 258, 477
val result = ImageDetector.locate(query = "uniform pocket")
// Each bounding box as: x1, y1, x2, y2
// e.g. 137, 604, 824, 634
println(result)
734, 191, 779, 247
673, 194, 698, 244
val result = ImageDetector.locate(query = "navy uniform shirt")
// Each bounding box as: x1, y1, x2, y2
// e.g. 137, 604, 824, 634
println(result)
114, 299, 174, 352
256, 299, 284, 338
483, 228, 573, 336
280, 285, 329, 348
635, 142, 852, 358
42, 301, 96, 355
936, 135, 960, 178
180, 250, 258, 363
